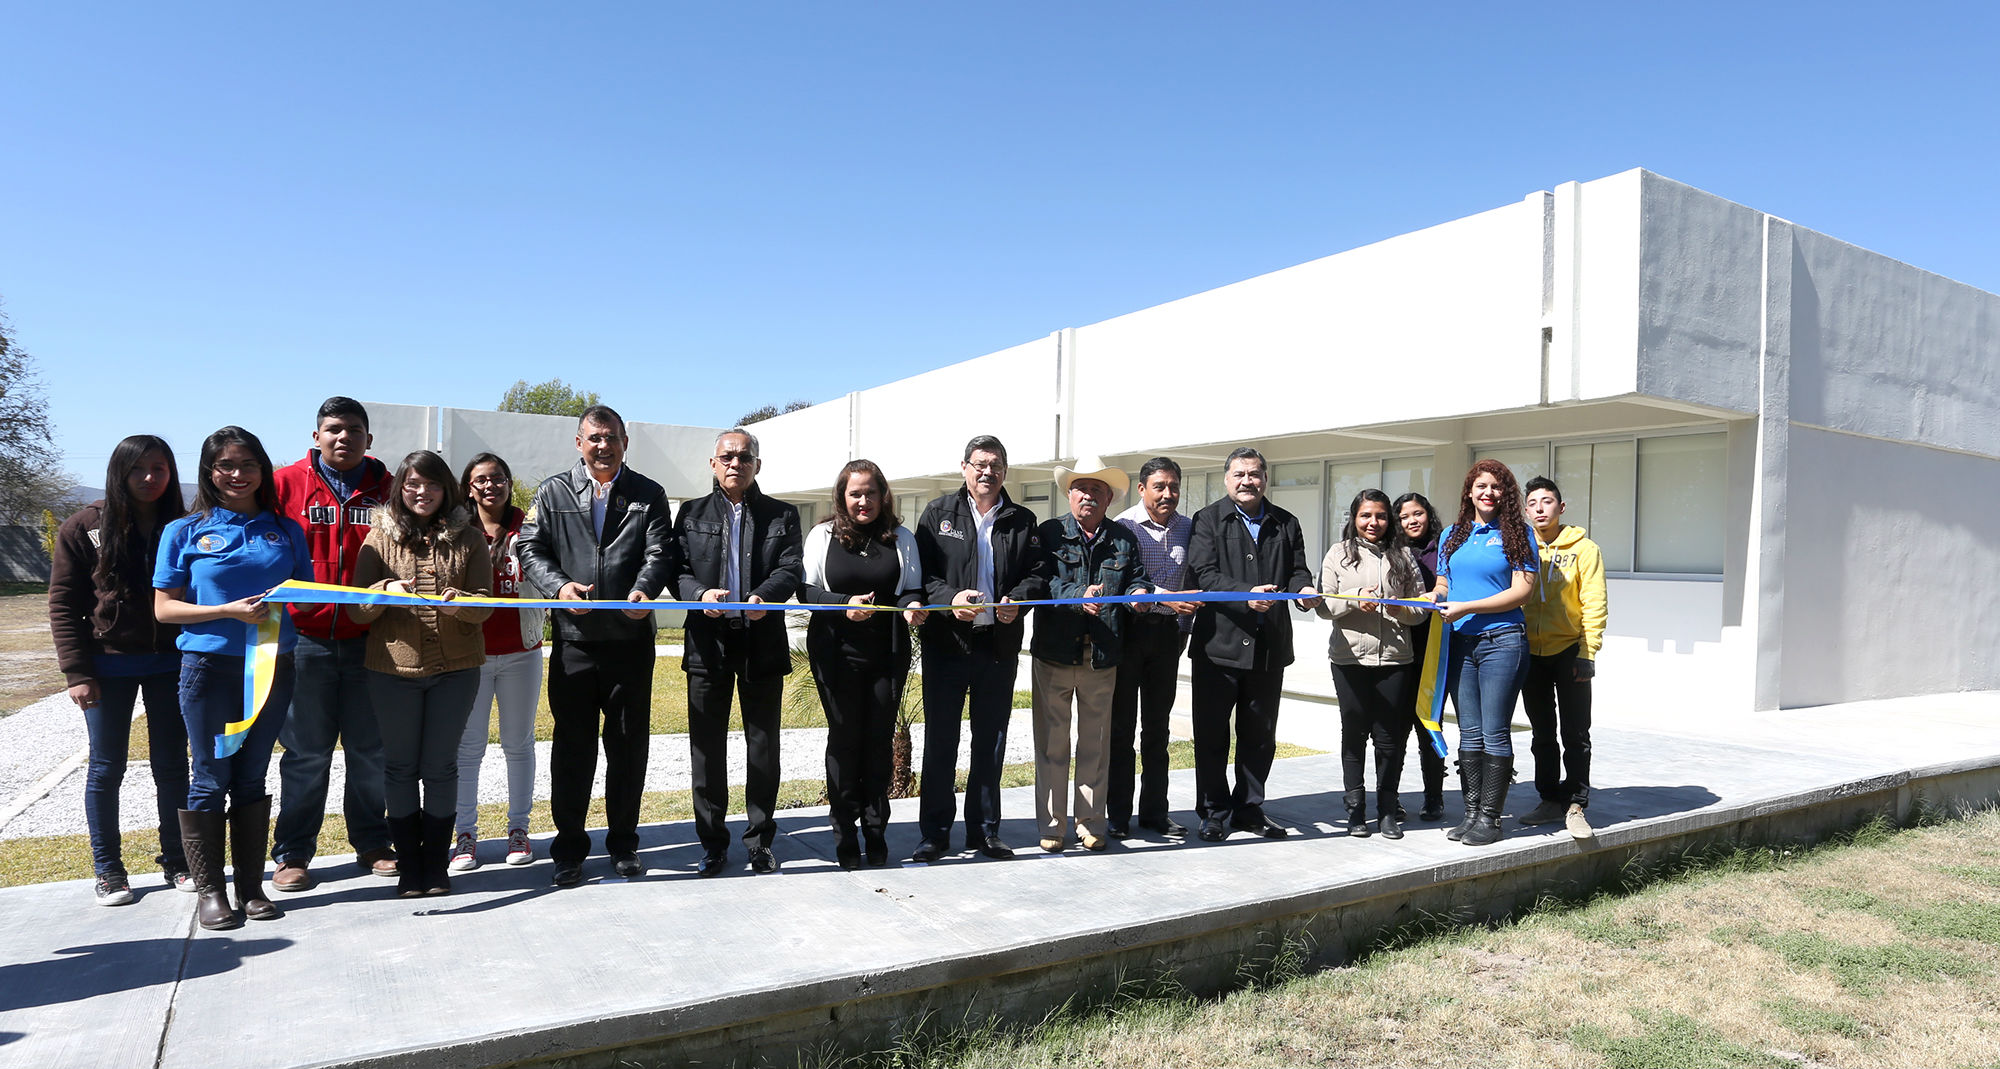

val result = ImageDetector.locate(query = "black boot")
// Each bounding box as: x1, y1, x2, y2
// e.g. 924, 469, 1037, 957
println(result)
834, 822, 862, 870
1447, 758, 1481, 842
1344, 786, 1370, 837
420, 812, 455, 895
389, 813, 424, 898
1464, 754, 1513, 847
862, 825, 888, 868
177, 809, 239, 931
228, 796, 281, 921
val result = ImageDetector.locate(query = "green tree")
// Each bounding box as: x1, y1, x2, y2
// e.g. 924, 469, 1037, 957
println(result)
0, 304, 80, 524
735, 399, 815, 426
498, 378, 600, 417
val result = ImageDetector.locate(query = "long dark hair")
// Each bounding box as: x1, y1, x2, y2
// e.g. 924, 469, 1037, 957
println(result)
826, 459, 899, 551
1391, 491, 1440, 551
94, 435, 185, 602
1340, 488, 1420, 591
193, 427, 280, 516
385, 450, 466, 545
1440, 460, 1534, 568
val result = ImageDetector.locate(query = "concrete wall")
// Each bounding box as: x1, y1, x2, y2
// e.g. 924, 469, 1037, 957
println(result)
365, 403, 438, 464
1780, 426, 2000, 706
1632, 173, 1766, 415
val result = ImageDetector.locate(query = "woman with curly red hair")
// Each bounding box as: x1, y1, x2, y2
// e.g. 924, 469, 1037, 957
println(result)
1434, 460, 1538, 846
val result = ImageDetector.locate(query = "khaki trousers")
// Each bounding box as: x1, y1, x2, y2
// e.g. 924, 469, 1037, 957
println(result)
1031, 655, 1116, 843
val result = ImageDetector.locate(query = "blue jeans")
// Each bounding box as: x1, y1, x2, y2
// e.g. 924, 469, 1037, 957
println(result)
84, 672, 189, 877
1446, 623, 1527, 757
180, 652, 293, 812
273, 635, 389, 864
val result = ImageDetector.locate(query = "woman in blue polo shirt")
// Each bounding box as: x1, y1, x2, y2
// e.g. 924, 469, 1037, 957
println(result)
154, 426, 313, 931
1434, 460, 1538, 847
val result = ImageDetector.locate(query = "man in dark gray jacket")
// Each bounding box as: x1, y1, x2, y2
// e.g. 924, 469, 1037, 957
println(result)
673, 426, 803, 876
517, 405, 676, 887
1186, 446, 1319, 842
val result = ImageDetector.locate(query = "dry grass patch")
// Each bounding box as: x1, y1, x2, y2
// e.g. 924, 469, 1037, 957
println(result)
0, 587, 69, 717
855, 810, 2000, 1068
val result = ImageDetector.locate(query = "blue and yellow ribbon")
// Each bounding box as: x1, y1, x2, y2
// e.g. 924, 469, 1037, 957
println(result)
218, 616, 282, 760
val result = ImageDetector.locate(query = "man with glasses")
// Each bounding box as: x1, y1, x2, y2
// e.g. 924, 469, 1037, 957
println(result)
1187, 446, 1320, 842
673, 427, 803, 875
517, 405, 676, 886
909, 435, 1051, 863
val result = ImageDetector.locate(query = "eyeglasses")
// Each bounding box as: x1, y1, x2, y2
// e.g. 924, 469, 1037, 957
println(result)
964, 460, 1004, 472
212, 462, 259, 476
469, 475, 509, 487
713, 452, 757, 466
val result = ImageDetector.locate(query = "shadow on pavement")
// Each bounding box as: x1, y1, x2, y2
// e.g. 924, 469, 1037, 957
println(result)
0, 937, 289, 1014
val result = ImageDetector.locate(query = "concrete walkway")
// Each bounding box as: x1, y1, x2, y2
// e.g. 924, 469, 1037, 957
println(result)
2, 692, 1997, 1069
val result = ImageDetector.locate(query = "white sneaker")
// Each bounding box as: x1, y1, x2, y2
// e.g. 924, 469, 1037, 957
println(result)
1566, 804, 1595, 840
504, 828, 534, 866
94, 874, 134, 906
449, 831, 481, 872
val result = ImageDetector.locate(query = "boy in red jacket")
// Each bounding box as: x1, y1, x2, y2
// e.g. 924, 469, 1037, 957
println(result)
269, 397, 399, 889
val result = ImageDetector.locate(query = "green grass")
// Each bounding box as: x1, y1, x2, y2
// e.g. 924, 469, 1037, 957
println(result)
1569, 912, 1679, 948
1941, 864, 2000, 888
1760, 997, 1870, 1039
1570, 1009, 1790, 1069
1746, 928, 1981, 995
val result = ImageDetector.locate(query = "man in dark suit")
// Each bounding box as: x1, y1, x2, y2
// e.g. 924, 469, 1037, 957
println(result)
909, 434, 1052, 863
674, 427, 804, 875
1186, 446, 1320, 842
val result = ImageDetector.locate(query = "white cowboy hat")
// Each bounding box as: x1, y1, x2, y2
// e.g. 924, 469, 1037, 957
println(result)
1056, 457, 1129, 501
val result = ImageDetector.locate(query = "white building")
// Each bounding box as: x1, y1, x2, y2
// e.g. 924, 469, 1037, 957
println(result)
371, 168, 2000, 716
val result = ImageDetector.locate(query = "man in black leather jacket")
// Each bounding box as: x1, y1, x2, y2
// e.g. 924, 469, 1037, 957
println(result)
518, 405, 676, 887
908, 435, 1051, 863
1186, 446, 1319, 843
673, 427, 804, 876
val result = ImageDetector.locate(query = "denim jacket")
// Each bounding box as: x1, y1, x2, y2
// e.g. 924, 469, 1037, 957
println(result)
1029, 513, 1152, 669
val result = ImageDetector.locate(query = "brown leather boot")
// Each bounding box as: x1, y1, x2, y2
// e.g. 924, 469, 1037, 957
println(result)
177, 809, 240, 931
227, 796, 282, 921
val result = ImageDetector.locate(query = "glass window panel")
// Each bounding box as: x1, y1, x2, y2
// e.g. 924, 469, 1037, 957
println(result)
1323, 459, 1380, 547
1380, 456, 1432, 503
1636, 433, 1725, 573
1019, 481, 1058, 525
1586, 441, 1635, 572
1472, 444, 1549, 489
1267, 461, 1322, 562
1202, 469, 1227, 509
1551, 443, 1592, 539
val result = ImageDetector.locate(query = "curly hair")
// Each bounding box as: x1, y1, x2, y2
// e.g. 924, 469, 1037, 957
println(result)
1440, 460, 1534, 569
826, 459, 900, 551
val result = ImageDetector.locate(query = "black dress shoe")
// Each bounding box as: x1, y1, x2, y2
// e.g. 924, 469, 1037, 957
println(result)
1347, 808, 1372, 838
696, 851, 728, 877
908, 840, 946, 864
1379, 811, 1404, 839
976, 835, 1014, 860
551, 862, 583, 887
836, 846, 862, 870
748, 847, 779, 874
1197, 817, 1228, 842
1230, 815, 1288, 839
1138, 815, 1188, 838
612, 854, 642, 878
1107, 821, 1132, 840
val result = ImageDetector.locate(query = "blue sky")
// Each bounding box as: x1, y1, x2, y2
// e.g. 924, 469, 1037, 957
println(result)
5, 2, 1996, 485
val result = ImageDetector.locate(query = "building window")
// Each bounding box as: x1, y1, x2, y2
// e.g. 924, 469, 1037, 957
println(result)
1267, 462, 1322, 559
1019, 481, 1058, 525
1323, 456, 1435, 555
1476, 429, 1725, 575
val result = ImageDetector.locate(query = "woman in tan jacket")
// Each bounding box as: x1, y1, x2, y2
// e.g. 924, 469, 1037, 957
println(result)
349, 450, 493, 897
1316, 489, 1428, 840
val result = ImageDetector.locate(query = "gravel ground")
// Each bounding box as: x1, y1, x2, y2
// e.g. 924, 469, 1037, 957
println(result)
1, 708, 1040, 841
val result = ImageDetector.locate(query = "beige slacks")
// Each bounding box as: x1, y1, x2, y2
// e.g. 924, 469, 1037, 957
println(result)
1030, 654, 1116, 843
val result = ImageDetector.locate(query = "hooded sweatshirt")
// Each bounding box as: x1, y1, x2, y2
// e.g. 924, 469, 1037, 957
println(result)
1523, 524, 1607, 659
274, 452, 394, 640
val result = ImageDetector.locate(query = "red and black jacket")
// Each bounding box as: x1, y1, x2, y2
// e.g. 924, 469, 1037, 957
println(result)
273, 453, 394, 640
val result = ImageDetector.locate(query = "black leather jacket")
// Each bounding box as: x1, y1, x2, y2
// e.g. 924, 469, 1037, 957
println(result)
1187, 496, 1315, 670
673, 483, 804, 678
517, 462, 677, 644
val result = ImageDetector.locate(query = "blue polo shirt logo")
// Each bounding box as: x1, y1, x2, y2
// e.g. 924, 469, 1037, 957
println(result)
197, 534, 224, 552
262, 531, 284, 544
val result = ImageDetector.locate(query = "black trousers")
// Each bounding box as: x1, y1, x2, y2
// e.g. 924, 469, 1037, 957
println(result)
688, 628, 785, 853
1404, 621, 1447, 801
1522, 642, 1593, 808
547, 639, 654, 865
1329, 662, 1413, 816
811, 651, 903, 843
917, 636, 1018, 845
1189, 652, 1284, 823
1109, 614, 1186, 825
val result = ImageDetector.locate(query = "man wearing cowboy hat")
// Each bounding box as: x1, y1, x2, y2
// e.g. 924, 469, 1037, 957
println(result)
1028, 457, 1153, 852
